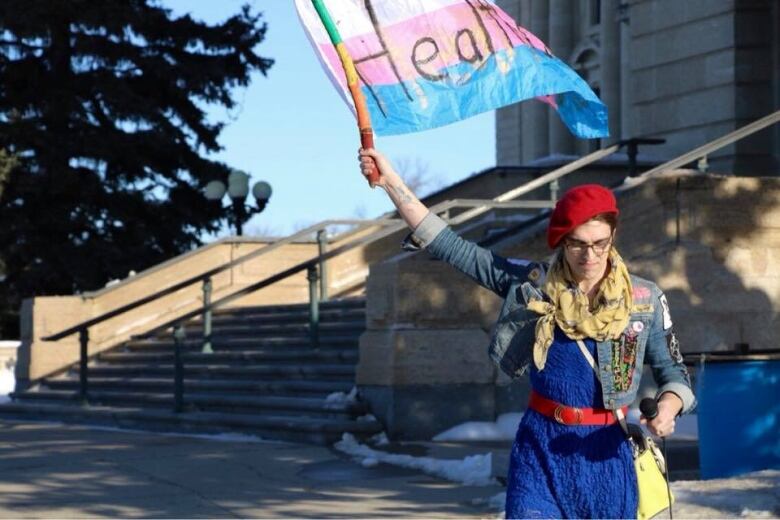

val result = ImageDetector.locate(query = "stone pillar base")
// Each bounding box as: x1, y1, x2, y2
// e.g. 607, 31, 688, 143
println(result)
360, 383, 496, 440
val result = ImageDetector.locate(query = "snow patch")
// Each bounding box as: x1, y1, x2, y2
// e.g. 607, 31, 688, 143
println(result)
488, 470, 780, 518
433, 413, 522, 442
360, 457, 379, 468
0, 365, 15, 400
669, 470, 780, 518
334, 433, 495, 486
325, 386, 358, 404
369, 432, 389, 446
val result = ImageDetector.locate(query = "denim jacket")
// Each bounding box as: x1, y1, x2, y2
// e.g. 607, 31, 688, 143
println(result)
404, 212, 696, 414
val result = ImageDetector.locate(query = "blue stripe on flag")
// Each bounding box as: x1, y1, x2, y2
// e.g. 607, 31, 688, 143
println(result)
363, 46, 608, 139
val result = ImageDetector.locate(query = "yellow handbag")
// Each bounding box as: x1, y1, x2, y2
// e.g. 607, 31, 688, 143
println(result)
632, 432, 674, 520
575, 341, 673, 519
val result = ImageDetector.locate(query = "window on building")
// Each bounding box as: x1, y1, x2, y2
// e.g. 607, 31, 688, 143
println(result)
591, 0, 601, 25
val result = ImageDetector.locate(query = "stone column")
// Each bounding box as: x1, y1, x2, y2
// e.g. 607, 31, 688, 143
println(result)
521, 0, 550, 163
496, 0, 524, 165
356, 258, 502, 440
548, 0, 576, 156
601, 0, 622, 144
618, 0, 632, 140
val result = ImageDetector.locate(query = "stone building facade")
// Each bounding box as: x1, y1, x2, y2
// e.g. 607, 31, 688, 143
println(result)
496, 0, 780, 175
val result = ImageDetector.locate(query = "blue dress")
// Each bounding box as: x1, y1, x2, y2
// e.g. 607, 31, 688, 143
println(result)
505, 327, 638, 519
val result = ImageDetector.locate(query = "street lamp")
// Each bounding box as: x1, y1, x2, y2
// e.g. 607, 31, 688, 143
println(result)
203, 170, 272, 236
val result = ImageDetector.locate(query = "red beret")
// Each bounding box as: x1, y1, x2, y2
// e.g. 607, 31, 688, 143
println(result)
547, 184, 619, 248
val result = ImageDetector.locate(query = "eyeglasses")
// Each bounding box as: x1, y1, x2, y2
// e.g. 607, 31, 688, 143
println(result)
563, 236, 613, 256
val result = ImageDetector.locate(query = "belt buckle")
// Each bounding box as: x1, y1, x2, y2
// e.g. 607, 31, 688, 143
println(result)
553, 404, 583, 425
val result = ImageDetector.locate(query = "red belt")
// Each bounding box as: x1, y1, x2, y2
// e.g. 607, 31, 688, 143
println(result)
529, 390, 626, 426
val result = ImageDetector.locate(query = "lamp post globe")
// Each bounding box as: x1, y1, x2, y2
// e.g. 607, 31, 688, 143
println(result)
252, 181, 272, 206
202, 172, 272, 237
227, 170, 250, 200
203, 180, 227, 201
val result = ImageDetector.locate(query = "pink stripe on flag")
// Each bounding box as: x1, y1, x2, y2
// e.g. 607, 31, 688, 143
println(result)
320, 1, 550, 87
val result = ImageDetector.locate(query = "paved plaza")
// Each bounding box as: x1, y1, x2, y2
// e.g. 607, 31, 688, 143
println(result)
0, 421, 504, 518
0, 420, 776, 519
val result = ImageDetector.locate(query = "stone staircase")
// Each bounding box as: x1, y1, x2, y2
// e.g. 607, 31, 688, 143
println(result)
0, 298, 384, 445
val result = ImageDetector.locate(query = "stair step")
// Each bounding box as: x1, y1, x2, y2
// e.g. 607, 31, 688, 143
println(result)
169, 320, 365, 335
0, 401, 382, 445
209, 304, 365, 323
124, 336, 359, 351
14, 297, 373, 444
204, 310, 366, 327
212, 299, 365, 317
99, 349, 359, 365
44, 377, 353, 396
14, 389, 368, 418
79, 364, 355, 380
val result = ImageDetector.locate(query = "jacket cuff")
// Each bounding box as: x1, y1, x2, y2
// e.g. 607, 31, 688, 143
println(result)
401, 212, 447, 251
656, 382, 696, 415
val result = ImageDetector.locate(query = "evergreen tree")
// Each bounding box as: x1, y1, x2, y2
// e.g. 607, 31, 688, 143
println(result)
0, 1, 273, 336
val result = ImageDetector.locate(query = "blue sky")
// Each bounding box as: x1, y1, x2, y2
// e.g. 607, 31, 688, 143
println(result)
164, 0, 495, 237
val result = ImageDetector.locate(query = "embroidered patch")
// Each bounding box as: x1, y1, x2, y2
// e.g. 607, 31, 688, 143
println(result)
528, 267, 541, 282
631, 303, 654, 313
611, 333, 638, 392
611, 339, 624, 390
659, 294, 673, 330
632, 286, 652, 300
667, 332, 683, 363
622, 333, 638, 389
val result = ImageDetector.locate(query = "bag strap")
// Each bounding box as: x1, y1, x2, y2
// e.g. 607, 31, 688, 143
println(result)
576, 339, 630, 437
575, 338, 597, 371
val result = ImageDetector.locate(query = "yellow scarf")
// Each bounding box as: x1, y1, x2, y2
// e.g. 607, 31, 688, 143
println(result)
527, 248, 633, 370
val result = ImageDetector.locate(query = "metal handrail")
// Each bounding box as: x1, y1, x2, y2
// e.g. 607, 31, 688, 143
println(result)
449, 143, 622, 226
42, 200, 553, 342
638, 110, 780, 178
42, 218, 399, 341
132, 199, 559, 338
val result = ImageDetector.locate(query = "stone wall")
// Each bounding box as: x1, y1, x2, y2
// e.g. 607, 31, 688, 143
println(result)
495, 0, 780, 173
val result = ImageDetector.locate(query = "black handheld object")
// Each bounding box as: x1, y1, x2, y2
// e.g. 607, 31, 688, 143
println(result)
640, 397, 673, 519
640, 397, 659, 420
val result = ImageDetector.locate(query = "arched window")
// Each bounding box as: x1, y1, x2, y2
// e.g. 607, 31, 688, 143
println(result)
590, 0, 602, 26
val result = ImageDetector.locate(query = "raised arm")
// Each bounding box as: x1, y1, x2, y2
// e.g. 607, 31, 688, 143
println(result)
358, 148, 535, 298
359, 148, 428, 229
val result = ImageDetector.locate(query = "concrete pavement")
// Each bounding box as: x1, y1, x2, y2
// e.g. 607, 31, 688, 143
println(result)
0, 419, 713, 518
0, 420, 505, 518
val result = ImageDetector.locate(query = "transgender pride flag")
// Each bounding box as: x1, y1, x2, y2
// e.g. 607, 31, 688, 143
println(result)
295, 0, 609, 138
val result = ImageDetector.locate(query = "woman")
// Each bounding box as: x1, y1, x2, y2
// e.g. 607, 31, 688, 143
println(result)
358, 148, 695, 519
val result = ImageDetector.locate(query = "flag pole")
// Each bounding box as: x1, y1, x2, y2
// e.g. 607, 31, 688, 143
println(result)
311, 0, 378, 184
